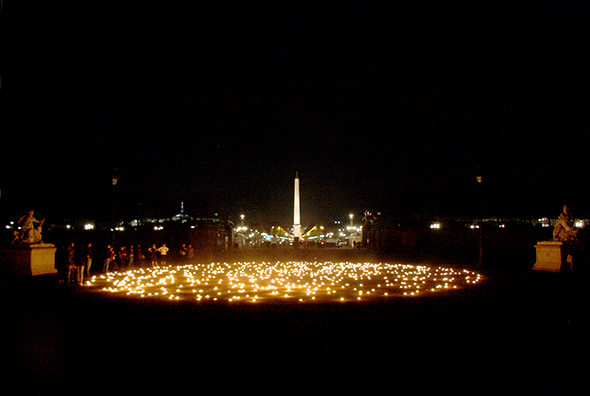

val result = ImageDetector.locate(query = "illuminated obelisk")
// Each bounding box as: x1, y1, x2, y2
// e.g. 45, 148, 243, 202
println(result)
293, 172, 301, 248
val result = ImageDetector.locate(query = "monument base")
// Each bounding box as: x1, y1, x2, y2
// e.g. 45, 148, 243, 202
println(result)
533, 241, 572, 273
0, 244, 57, 276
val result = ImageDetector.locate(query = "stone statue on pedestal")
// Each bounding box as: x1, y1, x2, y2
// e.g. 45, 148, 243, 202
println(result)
2, 210, 56, 276
12, 210, 45, 245
551, 205, 579, 244
534, 205, 582, 272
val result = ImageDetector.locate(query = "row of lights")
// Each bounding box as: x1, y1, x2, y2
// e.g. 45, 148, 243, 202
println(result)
74, 224, 191, 231
86, 261, 482, 303
11, 216, 585, 232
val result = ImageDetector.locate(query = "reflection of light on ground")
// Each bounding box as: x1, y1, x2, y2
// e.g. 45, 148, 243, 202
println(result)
86, 262, 482, 303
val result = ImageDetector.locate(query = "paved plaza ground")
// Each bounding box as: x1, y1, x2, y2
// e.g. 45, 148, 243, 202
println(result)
1, 257, 589, 395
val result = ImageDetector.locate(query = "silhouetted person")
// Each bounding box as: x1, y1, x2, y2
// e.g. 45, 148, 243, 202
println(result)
67, 242, 76, 285
187, 245, 194, 263
103, 245, 115, 273
74, 245, 85, 285
149, 244, 159, 268
117, 246, 128, 270
55, 244, 68, 284
129, 246, 135, 269
83, 242, 93, 278
135, 245, 143, 268
180, 244, 187, 263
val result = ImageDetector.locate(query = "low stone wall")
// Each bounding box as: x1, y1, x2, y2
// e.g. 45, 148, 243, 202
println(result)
365, 227, 549, 269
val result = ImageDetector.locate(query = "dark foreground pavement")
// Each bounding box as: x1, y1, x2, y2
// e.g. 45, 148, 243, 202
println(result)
1, 268, 589, 395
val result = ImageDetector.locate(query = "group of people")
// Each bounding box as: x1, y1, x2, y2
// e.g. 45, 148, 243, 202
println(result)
56, 241, 196, 285
103, 243, 196, 272
55, 242, 93, 286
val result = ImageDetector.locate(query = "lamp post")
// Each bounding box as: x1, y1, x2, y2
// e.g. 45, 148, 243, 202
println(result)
293, 172, 301, 248
476, 174, 483, 268
349, 213, 354, 229
112, 169, 120, 244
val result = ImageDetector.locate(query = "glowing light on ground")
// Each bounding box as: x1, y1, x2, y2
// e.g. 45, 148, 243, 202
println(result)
86, 261, 482, 303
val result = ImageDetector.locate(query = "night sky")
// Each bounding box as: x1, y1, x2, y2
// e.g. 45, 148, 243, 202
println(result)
2, 2, 588, 228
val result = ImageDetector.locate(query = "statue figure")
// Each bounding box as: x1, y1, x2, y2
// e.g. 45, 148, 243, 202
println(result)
12, 210, 45, 245
363, 210, 377, 226
551, 205, 579, 243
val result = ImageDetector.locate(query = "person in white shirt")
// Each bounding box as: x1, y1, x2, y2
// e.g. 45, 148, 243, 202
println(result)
157, 243, 170, 266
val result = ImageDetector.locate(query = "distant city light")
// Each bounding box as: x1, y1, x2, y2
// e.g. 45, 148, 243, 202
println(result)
430, 222, 441, 229
84, 223, 95, 230
575, 220, 584, 228
154, 225, 164, 231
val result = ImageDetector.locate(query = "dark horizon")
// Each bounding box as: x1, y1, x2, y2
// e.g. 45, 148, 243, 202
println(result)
2, 2, 588, 228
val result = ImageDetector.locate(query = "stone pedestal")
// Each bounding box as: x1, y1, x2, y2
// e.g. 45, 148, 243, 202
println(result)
0, 244, 57, 276
533, 241, 572, 273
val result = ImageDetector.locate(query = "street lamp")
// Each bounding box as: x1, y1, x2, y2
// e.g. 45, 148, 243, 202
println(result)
476, 173, 483, 268
112, 169, 120, 244
349, 213, 354, 228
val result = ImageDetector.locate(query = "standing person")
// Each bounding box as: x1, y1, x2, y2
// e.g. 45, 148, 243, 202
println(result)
83, 242, 93, 279
75, 245, 85, 285
67, 242, 76, 285
128, 246, 135, 269
114, 247, 121, 270
135, 245, 143, 268
123, 246, 130, 269
180, 244, 187, 263
103, 245, 115, 273
117, 247, 127, 271
158, 243, 169, 266
55, 244, 68, 284
187, 244, 194, 264
149, 244, 159, 268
